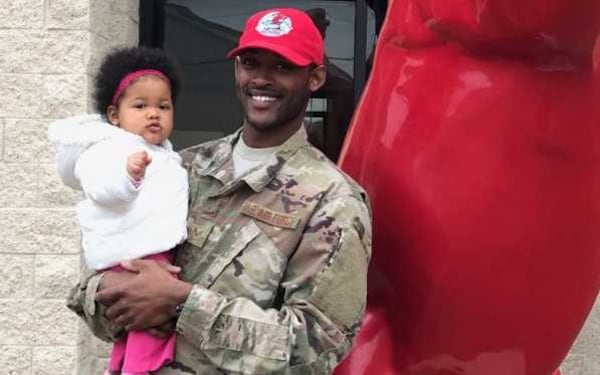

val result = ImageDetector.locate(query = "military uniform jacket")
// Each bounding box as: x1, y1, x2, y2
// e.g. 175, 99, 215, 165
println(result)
67, 126, 372, 375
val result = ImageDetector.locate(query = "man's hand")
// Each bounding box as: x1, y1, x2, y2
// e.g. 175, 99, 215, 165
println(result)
99, 269, 137, 291
148, 320, 177, 338
99, 260, 180, 291
127, 150, 152, 181
95, 259, 192, 331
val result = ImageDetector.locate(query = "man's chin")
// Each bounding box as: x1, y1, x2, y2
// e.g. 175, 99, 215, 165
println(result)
246, 118, 278, 132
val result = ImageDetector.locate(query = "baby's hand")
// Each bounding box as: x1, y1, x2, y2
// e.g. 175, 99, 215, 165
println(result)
127, 150, 152, 181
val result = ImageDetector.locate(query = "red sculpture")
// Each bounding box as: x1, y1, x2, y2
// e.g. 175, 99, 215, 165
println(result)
336, 0, 600, 374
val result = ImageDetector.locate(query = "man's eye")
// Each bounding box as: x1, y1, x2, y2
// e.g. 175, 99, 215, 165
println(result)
241, 57, 256, 67
275, 62, 295, 71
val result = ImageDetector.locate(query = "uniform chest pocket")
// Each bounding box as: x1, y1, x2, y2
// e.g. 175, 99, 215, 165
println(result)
207, 220, 290, 307
200, 220, 262, 286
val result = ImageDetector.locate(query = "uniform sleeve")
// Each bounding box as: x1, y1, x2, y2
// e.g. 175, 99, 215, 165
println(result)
175, 196, 372, 374
74, 140, 143, 206
66, 268, 124, 343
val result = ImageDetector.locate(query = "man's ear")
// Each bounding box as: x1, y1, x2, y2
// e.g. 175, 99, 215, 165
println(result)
233, 56, 240, 81
106, 105, 119, 126
308, 65, 327, 93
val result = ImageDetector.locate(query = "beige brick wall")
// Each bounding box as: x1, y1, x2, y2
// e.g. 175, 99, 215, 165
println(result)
561, 296, 600, 375
0, 0, 138, 373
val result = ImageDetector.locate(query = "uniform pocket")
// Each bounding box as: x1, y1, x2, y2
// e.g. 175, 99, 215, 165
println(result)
201, 220, 261, 287
309, 229, 369, 331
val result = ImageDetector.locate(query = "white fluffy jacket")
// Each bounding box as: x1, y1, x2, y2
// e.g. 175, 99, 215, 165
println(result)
48, 114, 188, 270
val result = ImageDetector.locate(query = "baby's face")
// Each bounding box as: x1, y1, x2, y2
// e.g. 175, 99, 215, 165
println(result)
109, 75, 174, 145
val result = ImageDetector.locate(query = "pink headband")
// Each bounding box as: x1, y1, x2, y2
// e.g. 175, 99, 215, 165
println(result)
111, 69, 171, 105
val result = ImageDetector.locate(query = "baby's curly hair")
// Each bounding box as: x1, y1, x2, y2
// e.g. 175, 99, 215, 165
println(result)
94, 46, 181, 117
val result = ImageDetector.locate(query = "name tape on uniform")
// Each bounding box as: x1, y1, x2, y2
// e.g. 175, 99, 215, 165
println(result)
241, 201, 300, 229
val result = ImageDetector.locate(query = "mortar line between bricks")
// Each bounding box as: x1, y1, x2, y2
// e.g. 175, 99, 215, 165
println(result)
2, 120, 5, 162
0, 207, 78, 212
1, 161, 56, 165
29, 345, 34, 373
86, 0, 92, 33
0, 27, 89, 31
0, 73, 89, 77
0, 253, 81, 256
32, 252, 37, 319
0, 27, 45, 31
24, 344, 81, 348
0, 115, 91, 121
43, 0, 48, 30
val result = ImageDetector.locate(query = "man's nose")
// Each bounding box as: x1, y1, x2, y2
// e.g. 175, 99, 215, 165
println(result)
250, 67, 274, 86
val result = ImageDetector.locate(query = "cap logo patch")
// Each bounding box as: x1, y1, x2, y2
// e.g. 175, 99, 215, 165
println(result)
255, 11, 293, 37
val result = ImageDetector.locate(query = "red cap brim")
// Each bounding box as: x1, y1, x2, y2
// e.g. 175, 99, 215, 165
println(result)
227, 40, 313, 67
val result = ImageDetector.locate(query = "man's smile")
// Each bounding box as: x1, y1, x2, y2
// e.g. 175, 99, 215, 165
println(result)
252, 95, 276, 102
246, 89, 280, 109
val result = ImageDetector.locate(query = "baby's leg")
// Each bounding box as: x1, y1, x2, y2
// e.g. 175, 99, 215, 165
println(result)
116, 251, 177, 373
121, 331, 176, 373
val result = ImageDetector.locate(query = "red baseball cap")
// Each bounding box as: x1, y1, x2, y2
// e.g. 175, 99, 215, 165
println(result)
227, 8, 324, 67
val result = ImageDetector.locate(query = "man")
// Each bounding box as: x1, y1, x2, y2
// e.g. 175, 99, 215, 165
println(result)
68, 8, 372, 375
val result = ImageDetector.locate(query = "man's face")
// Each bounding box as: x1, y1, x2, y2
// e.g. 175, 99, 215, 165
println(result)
234, 49, 323, 134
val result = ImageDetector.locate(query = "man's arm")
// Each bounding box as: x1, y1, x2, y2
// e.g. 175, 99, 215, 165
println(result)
97, 260, 190, 331
96, 195, 372, 374
66, 268, 127, 342
66, 261, 182, 341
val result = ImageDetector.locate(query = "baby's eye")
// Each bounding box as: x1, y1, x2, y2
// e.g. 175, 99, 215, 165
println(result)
159, 103, 171, 111
134, 103, 145, 109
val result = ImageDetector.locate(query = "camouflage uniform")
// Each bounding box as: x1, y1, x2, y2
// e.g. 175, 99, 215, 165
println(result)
67, 126, 372, 374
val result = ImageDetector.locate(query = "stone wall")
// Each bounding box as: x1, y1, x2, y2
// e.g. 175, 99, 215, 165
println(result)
561, 297, 600, 375
0, 1, 138, 374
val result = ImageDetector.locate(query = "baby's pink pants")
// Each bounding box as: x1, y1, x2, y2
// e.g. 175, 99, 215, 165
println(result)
107, 252, 176, 374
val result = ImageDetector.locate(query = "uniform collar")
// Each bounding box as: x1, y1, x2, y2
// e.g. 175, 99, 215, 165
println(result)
205, 125, 310, 193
